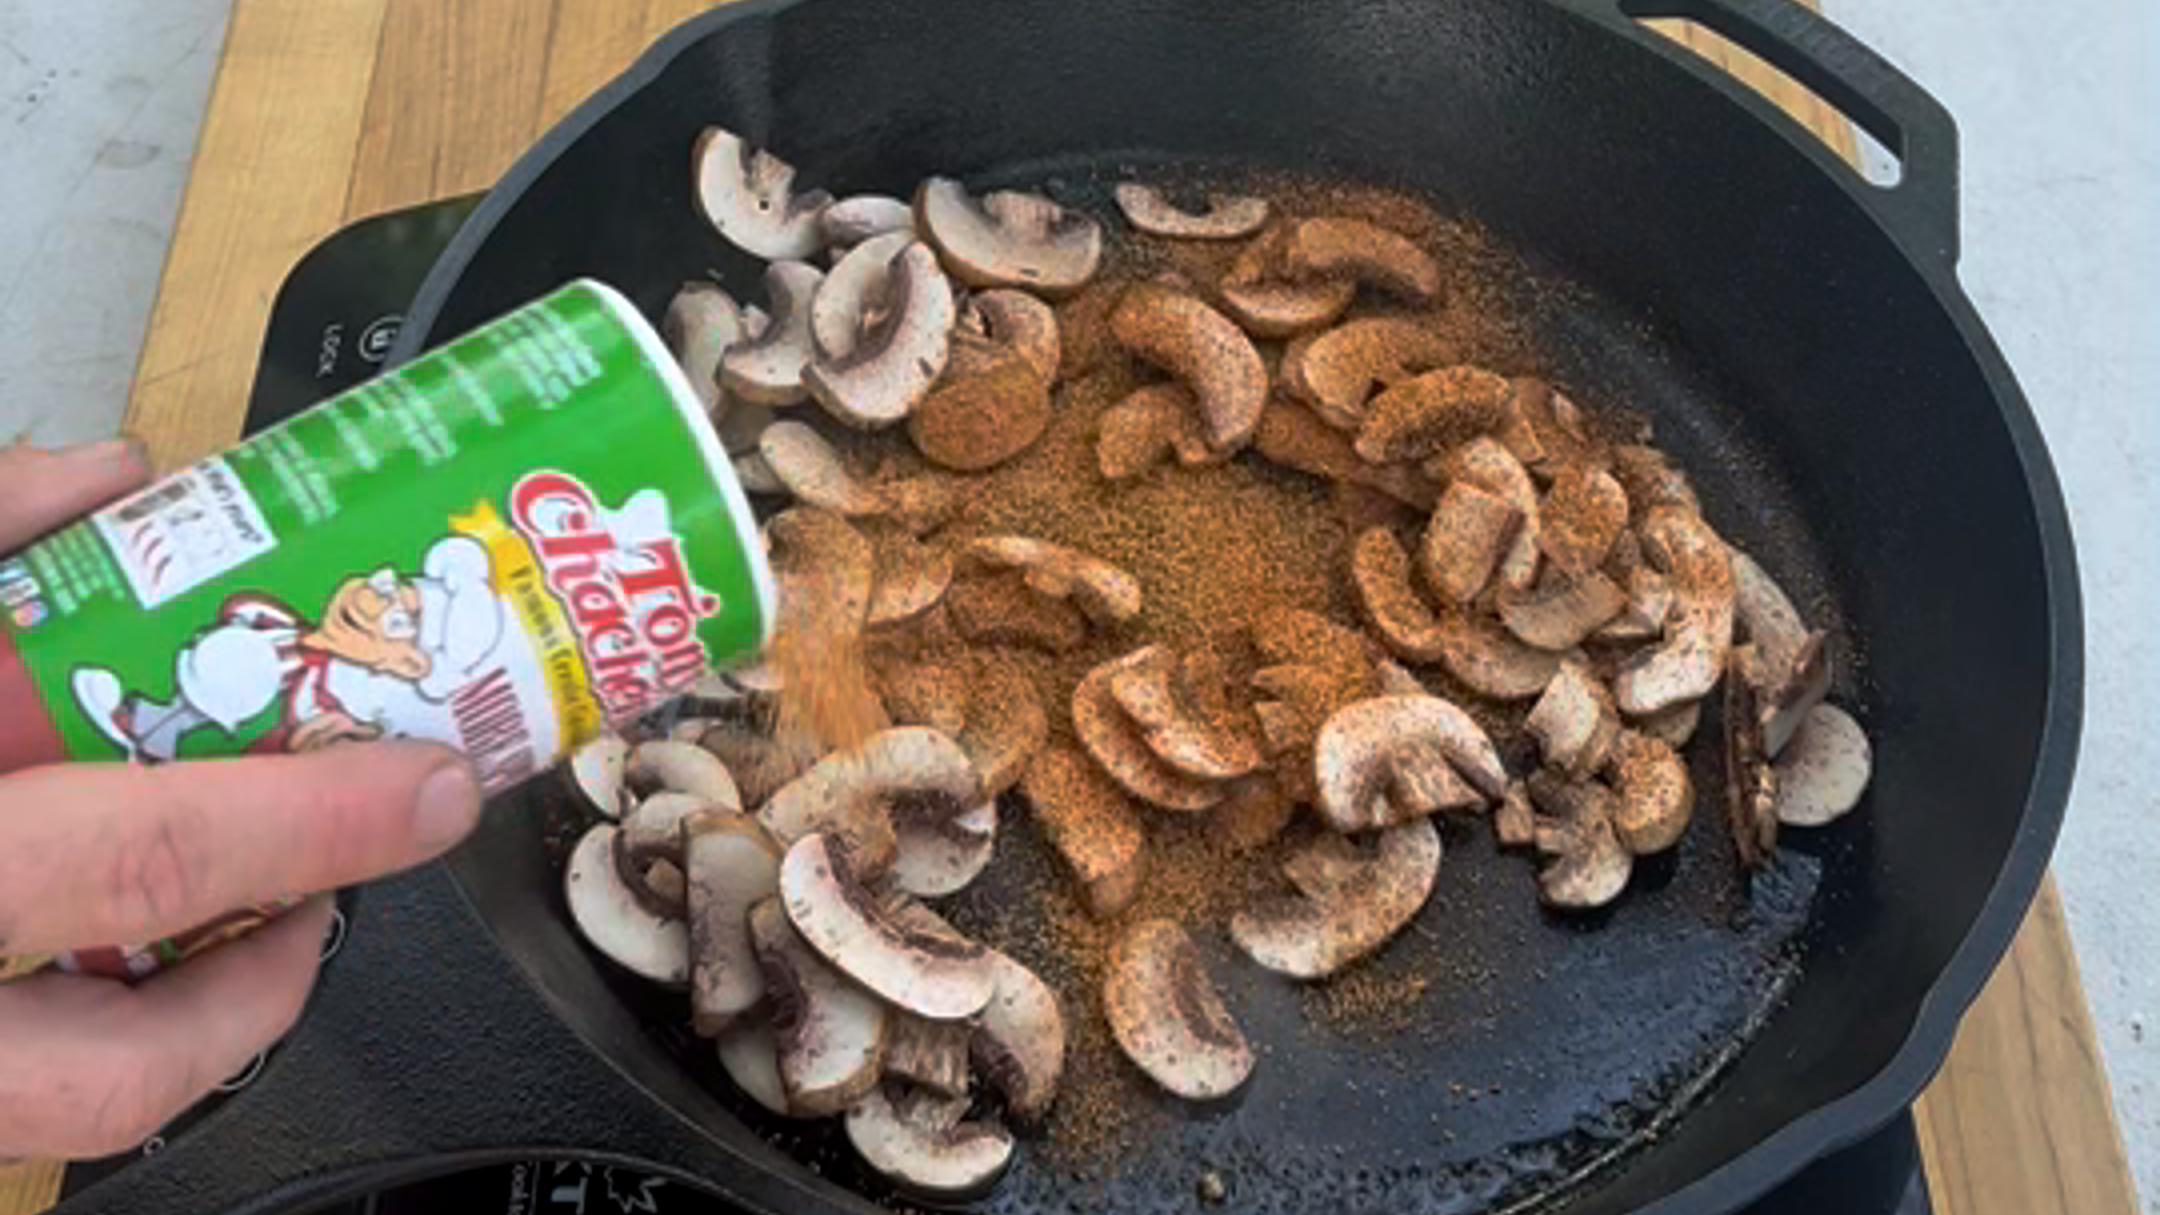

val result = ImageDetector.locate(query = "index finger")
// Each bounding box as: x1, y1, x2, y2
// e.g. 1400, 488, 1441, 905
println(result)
0, 439, 152, 550
0, 742, 480, 956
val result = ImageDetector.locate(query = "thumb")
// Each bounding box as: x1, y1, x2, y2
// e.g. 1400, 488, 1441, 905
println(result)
0, 438, 153, 550
0, 742, 482, 955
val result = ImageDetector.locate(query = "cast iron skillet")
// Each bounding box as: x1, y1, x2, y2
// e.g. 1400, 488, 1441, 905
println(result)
54, 0, 2080, 1213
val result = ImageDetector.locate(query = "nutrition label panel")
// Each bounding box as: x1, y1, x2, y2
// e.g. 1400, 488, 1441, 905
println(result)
89, 457, 279, 611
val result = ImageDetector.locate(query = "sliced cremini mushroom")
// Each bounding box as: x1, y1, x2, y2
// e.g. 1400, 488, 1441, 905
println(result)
890, 796, 997, 899
1540, 465, 1631, 573
820, 193, 915, 247
721, 261, 825, 407
867, 529, 954, 627
565, 730, 631, 819
957, 288, 1062, 383
1072, 650, 1227, 812
1527, 772, 1633, 910
1019, 744, 1149, 917
1438, 436, 1541, 592
1253, 398, 1436, 509
845, 1084, 1014, 1201
1594, 566, 1673, 642
1497, 567, 1629, 651
616, 792, 710, 914
955, 655, 1047, 797
1729, 548, 1810, 676
1506, 378, 1596, 477
1230, 816, 1439, 980
700, 721, 820, 810
1115, 182, 1271, 240
1420, 480, 1525, 605
732, 452, 786, 495
1773, 703, 1872, 827
1281, 317, 1455, 431
749, 896, 888, 1115
908, 351, 1051, 471
1104, 919, 1255, 1101
1613, 506, 1737, 715
1494, 779, 1537, 848
1348, 527, 1562, 699
1109, 645, 1265, 782
1604, 729, 1693, 855
1214, 772, 1296, 852
946, 572, 1090, 653
973, 949, 1066, 1123
1097, 383, 1218, 478
1218, 224, 1356, 338
566, 825, 689, 986
805, 241, 956, 429
1356, 366, 1515, 464
1110, 283, 1267, 452
915, 178, 1103, 296
811, 230, 914, 361
872, 657, 970, 736
1610, 443, 1702, 514
886, 1015, 973, 1099
686, 811, 785, 1036
758, 421, 887, 517
716, 394, 779, 456
692, 128, 832, 261
665, 282, 757, 414
1276, 216, 1443, 303
780, 834, 997, 1020
758, 726, 975, 874
1631, 698, 1703, 748
1729, 551, 1832, 758
1525, 659, 1620, 777
627, 739, 744, 811
963, 535, 1144, 626
716, 1019, 804, 1118
879, 467, 964, 537
1313, 693, 1506, 831
1722, 646, 1780, 870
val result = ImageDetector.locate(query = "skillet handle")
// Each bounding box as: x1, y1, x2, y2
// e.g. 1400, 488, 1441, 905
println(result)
1583, 0, 1962, 266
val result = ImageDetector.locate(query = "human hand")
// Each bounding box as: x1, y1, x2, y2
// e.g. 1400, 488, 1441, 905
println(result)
0, 440, 485, 1160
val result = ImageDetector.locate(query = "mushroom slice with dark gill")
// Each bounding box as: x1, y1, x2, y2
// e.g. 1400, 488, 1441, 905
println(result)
1524, 658, 1620, 777
953, 288, 1061, 382
685, 810, 785, 1036
758, 725, 976, 876
1217, 224, 1356, 338
811, 230, 914, 361
1114, 182, 1271, 240
885, 1015, 973, 1099
1313, 693, 1506, 832
779, 833, 997, 1021
1613, 505, 1737, 715
565, 825, 689, 986
1231, 816, 1440, 979
664, 282, 756, 414
1729, 549, 1833, 757
1282, 316, 1455, 431
1109, 282, 1268, 453
614, 791, 707, 917
1437, 436, 1541, 592
749, 897, 888, 1116
803, 241, 956, 429
1108, 644, 1265, 782
1275, 216, 1443, 303
845, 1084, 1015, 1201
627, 738, 744, 810
889, 796, 997, 899
973, 949, 1066, 1123
692, 128, 831, 261
1527, 772, 1633, 910
915, 177, 1103, 296
1722, 645, 1781, 870
720, 261, 825, 407
1097, 384, 1217, 479
1017, 743, 1149, 917
1499, 566, 1629, 652
1104, 919, 1255, 1101
1348, 526, 1562, 700
1604, 729, 1694, 855
1772, 703, 1873, 827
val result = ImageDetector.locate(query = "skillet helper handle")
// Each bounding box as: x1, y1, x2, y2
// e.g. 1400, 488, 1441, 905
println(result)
1592, 0, 1962, 266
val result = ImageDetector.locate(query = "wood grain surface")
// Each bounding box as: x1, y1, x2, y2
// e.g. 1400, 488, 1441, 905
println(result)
0, 1, 2134, 1212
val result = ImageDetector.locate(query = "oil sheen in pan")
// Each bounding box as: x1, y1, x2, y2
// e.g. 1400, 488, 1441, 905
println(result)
581, 162, 1846, 1214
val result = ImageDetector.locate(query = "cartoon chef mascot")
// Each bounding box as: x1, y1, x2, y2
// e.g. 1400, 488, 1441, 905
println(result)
72, 535, 504, 760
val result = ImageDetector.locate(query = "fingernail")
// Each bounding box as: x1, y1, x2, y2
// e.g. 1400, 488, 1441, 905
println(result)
61, 435, 150, 471
413, 761, 482, 852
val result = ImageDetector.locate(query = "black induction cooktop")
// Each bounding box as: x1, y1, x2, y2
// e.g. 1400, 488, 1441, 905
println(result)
62, 197, 1928, 1215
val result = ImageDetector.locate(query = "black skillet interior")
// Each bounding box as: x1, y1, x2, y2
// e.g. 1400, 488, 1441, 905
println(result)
369, 0, 2080, 1213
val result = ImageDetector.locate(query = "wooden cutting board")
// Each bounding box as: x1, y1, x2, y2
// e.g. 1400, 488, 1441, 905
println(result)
0, 2, 2136, 1212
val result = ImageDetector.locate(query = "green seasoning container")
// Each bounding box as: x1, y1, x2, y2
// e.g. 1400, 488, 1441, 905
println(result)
0, 281, 774, 976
